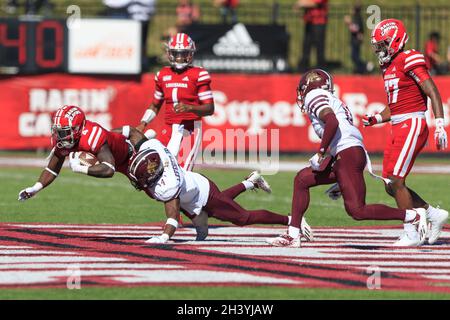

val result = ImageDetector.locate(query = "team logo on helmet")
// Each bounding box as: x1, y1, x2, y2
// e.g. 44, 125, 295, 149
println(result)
371, 19, 409, 65
166, 33, 196, 70
51, 105, 86, 149
296, 69, 333, 112
128, 148, 164, 191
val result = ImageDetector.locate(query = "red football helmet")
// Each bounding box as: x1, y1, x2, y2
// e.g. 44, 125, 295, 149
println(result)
166, 33, 196, 70
371, 19, 409, 65
128, 148, 164, 190
296, 69, 334, 112
51, 105, 86, 149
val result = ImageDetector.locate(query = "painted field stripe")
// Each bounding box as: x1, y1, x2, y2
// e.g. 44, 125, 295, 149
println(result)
0, 263, 184, 270
0, 246, 31, 249
356, 267, 450, 274
0, 256, 125, 263
0, 250, 76, 255
10, 224, 163, 230
290, 259, 450, 267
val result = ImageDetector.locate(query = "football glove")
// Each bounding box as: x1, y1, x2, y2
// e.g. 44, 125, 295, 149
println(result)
434, 118, 448, 150
325, 183, 342, 200
145, 234, 170, 244
362, 114, 382, 127
18, 182, 43, 201
69, 152, 88, 174
309, 153, 322, 171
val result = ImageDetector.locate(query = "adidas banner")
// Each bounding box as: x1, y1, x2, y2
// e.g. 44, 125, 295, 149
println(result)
184, 23, 289, 73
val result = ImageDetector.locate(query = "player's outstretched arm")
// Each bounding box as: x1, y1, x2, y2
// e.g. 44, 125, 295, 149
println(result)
69, 144, 116, 178
420, 78, 447, 150
18, 153, 64, 201
147, 198, 181, 244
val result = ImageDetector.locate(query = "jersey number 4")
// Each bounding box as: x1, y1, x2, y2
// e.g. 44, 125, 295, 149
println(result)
385, 78, 400, 104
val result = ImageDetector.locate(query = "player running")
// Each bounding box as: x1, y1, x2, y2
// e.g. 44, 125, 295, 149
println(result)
18, 105, 133, 201
136, 33, 214, 171
364, 19, 448, 245
121, 126, 312, 243
266, 69, 428, 248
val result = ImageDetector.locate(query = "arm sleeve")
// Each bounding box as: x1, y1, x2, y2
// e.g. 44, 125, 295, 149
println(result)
407, 65, 431, 85
152, 72, 164, 105
318, 112, 339, 154
197, 70, 214, 105
305, 90, 330, 118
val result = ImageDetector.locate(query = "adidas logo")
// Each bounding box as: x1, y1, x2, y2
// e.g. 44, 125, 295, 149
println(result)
182, 76, 189, 81
401, 123, 408, 129
213, 23, 260, 57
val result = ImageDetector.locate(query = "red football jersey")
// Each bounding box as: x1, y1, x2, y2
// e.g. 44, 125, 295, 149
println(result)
152, 66, 214, 125
54, 120, 131, 174
381, 49, 430, 116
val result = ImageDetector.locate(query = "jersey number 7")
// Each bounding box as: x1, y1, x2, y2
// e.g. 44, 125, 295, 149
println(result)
385, 78, 400, 104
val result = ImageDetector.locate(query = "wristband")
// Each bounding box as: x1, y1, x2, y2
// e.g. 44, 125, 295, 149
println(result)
166, 218, 179, 229
73, 165, 89, 175
435, 118, 445, 128
122, 125, 130, 138
374, 114, 383, 123
32, 182, 43, 193
141, 109, 156, 124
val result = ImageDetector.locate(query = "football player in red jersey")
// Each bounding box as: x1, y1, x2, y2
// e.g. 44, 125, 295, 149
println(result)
18, 105, 133, 201
363, 19, 448, 245
136, 33, 214, 171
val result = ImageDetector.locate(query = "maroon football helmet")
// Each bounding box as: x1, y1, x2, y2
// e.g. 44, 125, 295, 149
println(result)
128, 148, 164, 190
297, 69, 334, 112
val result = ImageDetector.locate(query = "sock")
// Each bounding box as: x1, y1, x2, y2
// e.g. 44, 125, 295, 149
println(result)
242, 180, 254, 190
288, 216, 291, 225
288, 226, 300, 238
404, 210, 417, 223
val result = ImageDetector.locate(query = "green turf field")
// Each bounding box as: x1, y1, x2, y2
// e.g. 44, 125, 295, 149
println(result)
1, 161, 449, 299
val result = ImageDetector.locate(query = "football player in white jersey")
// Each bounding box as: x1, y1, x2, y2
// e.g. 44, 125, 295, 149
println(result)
267, 69, 429, 247
120, 126, 312, 243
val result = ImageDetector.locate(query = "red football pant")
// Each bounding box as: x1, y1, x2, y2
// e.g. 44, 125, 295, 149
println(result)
290, 146, 406, 229
203, 179, 289, 226
383, 118, 428, 178
158, 120, 202, 171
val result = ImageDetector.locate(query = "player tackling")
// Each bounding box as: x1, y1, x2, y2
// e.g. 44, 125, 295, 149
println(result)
121, 126, 312, 243
364, 19, 448, 245
266, 69, 429, 248
136, 33, 214, 171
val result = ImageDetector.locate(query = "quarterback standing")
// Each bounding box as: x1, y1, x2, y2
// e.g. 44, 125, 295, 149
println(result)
137, 33, 214, 171
364, 19, 448, 244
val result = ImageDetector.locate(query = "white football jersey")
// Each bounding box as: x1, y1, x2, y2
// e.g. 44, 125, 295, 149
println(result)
138, 139, 210, 216
305, 88, 364, 156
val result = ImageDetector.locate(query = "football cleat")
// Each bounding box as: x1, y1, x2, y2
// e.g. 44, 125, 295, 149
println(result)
266, 234, 301, 248
426, 206, 449, 245
393, 208, 428, 246
301, 217, 314, 242
246, 171, 272, 194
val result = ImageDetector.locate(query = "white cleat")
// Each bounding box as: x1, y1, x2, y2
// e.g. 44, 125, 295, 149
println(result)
266, 234, 301, 248
301, 217, 314, 242
427, 206, 449, 245
393, 208, 428, 246
246, 171, 272, 194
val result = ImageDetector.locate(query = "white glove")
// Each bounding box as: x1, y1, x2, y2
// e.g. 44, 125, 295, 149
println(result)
301, 217, 314, 242
309, 153, 322, 171
325, 183, 342, 200
69, 152, 88, 174
434, 118, 448, 150
145, 233, 170, 244
18, 182, 43, 201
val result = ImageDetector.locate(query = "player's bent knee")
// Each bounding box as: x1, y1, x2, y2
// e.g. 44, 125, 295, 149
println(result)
294, 168, 313, 188
344, 204, 366, 221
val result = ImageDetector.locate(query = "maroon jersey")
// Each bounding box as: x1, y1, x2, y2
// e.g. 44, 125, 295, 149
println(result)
152, 66, 214, 125
54, 120, 131, 174
381, 49, 430, 116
